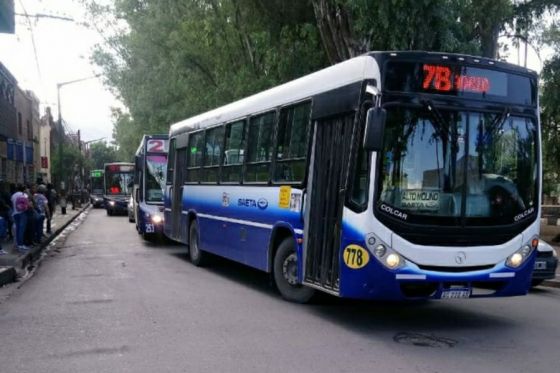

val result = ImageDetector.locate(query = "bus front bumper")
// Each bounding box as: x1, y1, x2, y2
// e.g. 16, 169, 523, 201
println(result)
338, 253, 536, 301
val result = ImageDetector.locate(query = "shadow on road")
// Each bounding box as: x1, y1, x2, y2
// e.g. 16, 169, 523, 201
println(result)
167, 248, 518, 339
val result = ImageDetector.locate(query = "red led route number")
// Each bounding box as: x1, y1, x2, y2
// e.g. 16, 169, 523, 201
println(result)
422, 64, 490, 93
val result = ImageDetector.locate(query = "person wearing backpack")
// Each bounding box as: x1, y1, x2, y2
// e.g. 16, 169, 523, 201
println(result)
11, 184, 29, 252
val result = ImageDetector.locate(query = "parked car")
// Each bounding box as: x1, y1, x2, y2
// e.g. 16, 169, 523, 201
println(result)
128, 196, 135, 223
532, 240, 558, 287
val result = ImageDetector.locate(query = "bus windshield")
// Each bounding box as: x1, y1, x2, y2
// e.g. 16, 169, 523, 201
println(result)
145, 155, 167, 203
105, 166, 134, 196
378, 107, 537, 226
91, 176, 104, 195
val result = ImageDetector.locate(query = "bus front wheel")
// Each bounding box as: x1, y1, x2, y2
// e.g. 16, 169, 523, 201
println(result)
189, 221, 207, 266
273, 237, 315, 303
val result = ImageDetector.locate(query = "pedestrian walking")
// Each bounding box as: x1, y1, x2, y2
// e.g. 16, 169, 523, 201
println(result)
11, 184, 29, 252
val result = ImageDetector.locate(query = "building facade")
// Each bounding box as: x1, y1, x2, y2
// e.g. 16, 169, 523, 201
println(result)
0, 61, 43, 188
0, 62, 16, 188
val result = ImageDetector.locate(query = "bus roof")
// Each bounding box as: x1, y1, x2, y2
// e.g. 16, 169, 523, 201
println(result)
169, 55, 380, 136
169, 51, 537, 137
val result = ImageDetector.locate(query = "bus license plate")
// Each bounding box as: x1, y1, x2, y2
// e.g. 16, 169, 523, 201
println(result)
534, 261, 547, 270
441, 288, 471, 299
145, 224, 155, 233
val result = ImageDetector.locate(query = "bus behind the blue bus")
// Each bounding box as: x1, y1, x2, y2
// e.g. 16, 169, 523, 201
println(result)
132, 135, 168, 239
90, 169, 104, 207
164, 51, 540, 303
104, 162, 134, 216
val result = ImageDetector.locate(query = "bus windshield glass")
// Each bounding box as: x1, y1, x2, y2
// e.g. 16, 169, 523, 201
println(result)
91, 173, 104, 195
378, 107, 537, 226
145, 155, 167, 203
105, 165, 134, 196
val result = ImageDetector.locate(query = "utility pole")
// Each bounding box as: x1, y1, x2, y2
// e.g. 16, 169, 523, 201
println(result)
56, 74, 101, 194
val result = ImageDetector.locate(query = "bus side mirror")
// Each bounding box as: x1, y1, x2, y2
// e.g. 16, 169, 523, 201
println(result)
363, 107, 386, 152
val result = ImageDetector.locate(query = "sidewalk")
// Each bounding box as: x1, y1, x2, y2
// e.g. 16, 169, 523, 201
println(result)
0, 203, 89, 286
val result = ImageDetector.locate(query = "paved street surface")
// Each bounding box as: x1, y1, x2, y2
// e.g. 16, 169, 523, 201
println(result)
0, 208, 559, 373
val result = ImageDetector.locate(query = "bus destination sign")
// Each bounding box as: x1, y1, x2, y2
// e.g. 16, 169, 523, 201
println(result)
108, 164, 134, 172
384, 61, 535, 105
423, 64, 491, 93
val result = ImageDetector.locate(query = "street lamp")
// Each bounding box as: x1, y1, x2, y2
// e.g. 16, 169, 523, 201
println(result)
56, 74, 101, 192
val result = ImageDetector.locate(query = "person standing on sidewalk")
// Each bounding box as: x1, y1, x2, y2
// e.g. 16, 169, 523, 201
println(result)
33, 185, 49, 242
24, 185, 37, 246
11, 184, 29, 252
46, 183, 56, 233
0, 215, 7, 255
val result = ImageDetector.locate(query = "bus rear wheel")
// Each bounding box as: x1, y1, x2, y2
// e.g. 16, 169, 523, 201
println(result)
189, 221, 207, 266
273, 237, 315, 303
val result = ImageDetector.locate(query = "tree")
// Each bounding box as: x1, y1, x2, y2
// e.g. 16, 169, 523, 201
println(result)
51, 142, 88, 192
89, 141, 118, 169
83, 0, 559, 156
540, 20, 560, 196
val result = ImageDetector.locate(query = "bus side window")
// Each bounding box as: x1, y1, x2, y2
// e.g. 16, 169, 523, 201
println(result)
167, 139, 175, 185
187, 131, 205, 182
202, 125, 225, 183
350, 144, 369, 208
245, 112, 275, 183
221, 120, 245, 183
274, 101, 311, 183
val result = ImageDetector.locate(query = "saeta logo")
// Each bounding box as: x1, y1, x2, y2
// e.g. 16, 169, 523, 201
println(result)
257, 198, 268, 210
238, 198, 268, 210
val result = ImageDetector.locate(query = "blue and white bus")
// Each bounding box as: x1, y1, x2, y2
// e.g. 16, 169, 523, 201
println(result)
104, 162, 134, 216
164, 51, 541, 302
132, 135, 168, 239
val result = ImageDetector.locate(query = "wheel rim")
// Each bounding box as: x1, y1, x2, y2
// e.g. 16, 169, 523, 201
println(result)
282, 253, 298, 286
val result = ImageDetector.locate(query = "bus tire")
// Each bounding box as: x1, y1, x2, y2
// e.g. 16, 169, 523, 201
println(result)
273, 237, 315, 303
189, 221, 207, 266
107, 209, 112, 216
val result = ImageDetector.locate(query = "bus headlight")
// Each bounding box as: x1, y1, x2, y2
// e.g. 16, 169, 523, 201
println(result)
386, 253, 401, 269
108, 201, 115, 206
151, 215, 163, 224
372, 244, 404, 270
506, 244, 533, 268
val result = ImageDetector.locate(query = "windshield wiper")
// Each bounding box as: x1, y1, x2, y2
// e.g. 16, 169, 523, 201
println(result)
489, 106, 511, 133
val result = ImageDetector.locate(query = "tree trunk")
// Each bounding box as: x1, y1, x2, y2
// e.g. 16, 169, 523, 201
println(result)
311, 0, 362, 64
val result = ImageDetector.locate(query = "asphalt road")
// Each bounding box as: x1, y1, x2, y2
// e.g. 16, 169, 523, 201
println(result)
0, 208, 559, 373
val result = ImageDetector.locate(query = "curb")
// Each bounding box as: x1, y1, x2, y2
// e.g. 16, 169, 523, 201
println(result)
0, 266, 16, 286
542, 279, 560, 289
0, 204, 90, 287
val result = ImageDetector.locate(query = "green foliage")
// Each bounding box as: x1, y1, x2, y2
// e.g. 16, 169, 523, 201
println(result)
84, 0, 560, 193
89, 141, 118, 169
51, 142, 88, 190
541, 56, 560, 196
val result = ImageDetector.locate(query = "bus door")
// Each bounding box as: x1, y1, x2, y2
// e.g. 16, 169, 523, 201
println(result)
303, 111, 357, 294
171, 147, 187, 241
